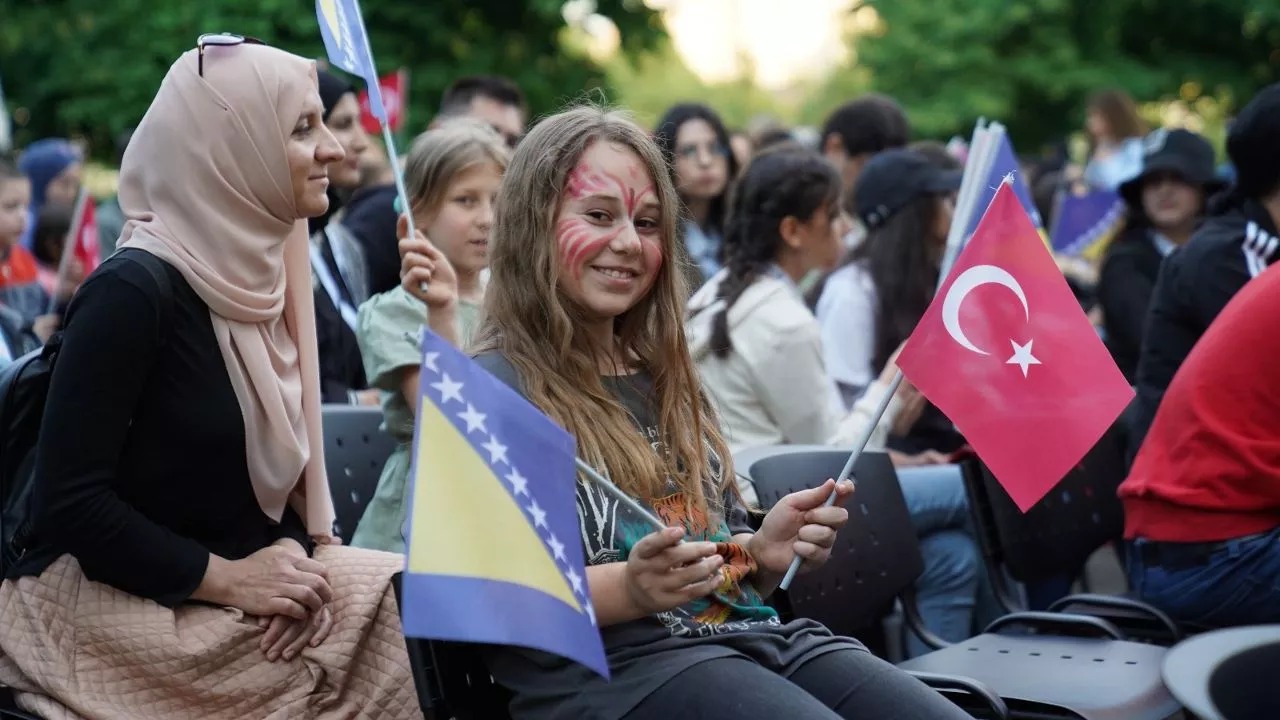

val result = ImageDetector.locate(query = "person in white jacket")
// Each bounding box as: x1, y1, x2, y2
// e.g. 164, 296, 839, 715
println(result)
687, 145, 979, 657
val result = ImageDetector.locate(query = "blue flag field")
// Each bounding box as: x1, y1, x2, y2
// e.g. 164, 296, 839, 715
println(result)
399, 329, 609, 680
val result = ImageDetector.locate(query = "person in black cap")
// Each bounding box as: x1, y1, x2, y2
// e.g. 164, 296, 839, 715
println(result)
1097, 128, 1225, 383
1127, 83, 1280, 463
812, 148, 963, 460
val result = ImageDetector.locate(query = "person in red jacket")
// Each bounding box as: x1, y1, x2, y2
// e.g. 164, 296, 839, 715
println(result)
1119, 258, 1280, 627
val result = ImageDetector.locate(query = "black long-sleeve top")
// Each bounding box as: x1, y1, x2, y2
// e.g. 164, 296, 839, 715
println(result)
1097, 225, 1165, 384
13, 250, 310, 606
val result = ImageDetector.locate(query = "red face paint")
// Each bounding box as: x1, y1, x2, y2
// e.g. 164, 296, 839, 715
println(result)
556, 217, 622, 278
557, 147, 666, 294
565, 164, 656, 217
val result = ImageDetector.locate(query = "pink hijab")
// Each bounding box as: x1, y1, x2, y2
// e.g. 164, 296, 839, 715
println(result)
117, 43, 335, 541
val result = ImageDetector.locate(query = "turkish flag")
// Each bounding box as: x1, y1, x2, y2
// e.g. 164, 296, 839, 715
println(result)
897, 184, 1133, 511
72, 193, 99, 275
358, 69, 407, 134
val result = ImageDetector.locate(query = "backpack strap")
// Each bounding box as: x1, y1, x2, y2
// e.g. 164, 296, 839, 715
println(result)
112, 248, 177, 346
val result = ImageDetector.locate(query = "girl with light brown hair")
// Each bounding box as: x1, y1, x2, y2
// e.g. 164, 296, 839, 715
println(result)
351, 118, 508, 552
445, 104, 968, 720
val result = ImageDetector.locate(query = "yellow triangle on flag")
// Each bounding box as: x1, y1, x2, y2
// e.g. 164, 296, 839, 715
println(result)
406, 396, 581, 612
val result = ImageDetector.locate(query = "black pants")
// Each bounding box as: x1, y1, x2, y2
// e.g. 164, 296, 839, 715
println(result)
624, 647, 970, 719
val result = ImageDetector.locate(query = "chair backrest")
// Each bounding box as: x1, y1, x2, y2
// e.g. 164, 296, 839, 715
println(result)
734, 445, 924, 638
961, 420, 1126, 584
321, 404, 398, 542
1210, 640, 1280, 720
390, 573, 512, 720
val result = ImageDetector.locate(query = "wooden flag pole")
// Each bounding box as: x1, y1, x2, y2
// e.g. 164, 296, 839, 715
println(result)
777, 121, 1004, 591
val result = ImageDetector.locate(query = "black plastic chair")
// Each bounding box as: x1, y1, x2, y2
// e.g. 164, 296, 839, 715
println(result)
957, 419, 1187, 646
958, 421, 1180, 636
736, 445, 1182, 720
321, 404, 398, 542
735, 445, 1008, 719
391, 573, 513, 720
958, 420, 1127, 612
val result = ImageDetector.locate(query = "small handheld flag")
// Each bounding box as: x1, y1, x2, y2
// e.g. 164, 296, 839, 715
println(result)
964, 132, 1043, 239
400, 329, 609, 679
1050, 189, 1126, 260
897, 184, 1134, 511
47, 186, 98, 312
359, 69, 407, 135
315, 0, 421, 263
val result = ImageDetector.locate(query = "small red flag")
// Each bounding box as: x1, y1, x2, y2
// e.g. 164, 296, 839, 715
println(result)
358, 69, 407, 134
72, 194, 99, 275
897, 184, 1133, 511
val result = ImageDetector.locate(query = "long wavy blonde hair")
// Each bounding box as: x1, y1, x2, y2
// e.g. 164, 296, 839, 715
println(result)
472, 105, 735, 517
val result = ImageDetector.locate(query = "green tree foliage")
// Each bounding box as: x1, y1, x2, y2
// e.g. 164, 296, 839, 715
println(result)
810, 0, 1280, 150
0, 0, 664, 158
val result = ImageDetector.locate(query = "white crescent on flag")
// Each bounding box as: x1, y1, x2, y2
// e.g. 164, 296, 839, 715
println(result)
941, 264, 1030, 356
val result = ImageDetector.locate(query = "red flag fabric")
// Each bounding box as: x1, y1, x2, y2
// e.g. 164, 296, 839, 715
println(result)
358, 69, 407, 134
72, 194, 99, 275
897, 183, 1134, 511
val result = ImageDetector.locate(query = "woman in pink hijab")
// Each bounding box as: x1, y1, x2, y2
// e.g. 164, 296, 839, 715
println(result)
0, 37, 426, 719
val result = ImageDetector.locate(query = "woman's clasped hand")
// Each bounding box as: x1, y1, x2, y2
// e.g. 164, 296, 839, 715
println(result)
193, 540, 335, 660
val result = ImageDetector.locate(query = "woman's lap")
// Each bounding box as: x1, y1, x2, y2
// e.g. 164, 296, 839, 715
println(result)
624, 647, 968, 720
0, 547, 422, 720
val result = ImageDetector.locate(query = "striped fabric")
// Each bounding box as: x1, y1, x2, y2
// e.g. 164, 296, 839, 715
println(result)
1242, 221, 1280, 278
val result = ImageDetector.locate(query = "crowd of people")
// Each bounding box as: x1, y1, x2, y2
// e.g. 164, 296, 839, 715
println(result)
0, 30, 1277, 720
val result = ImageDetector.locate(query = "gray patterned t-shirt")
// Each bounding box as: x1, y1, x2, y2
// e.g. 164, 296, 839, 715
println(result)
475, 353, 859, 720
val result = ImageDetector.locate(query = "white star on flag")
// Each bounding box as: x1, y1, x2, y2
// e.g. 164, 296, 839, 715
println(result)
505, 467, 529, 497
565, 566, 584, 596
547, 532, 567, 563
430, 373, 464, 405
584, 603, 596, 626
1006, 338, 1042, 377
482, 434, 509, 465
423, 351, 440, 373
458, 404, 487, 434
527, 499, 548, 529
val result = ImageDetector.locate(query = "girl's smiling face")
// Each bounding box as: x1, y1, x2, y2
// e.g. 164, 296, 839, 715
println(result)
554, 140, 664, 322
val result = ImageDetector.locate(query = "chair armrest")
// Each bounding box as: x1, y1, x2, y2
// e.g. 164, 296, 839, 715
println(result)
900, 586, 952, 651
984, 611, 1125, 640
907, 671, 1010, 719
1048, 592, 1182, 643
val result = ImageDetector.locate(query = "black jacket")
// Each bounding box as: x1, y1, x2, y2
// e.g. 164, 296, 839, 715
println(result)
1128, 200, 1280, 461
341, 184, 401, 297
1098, 225, 1166, 384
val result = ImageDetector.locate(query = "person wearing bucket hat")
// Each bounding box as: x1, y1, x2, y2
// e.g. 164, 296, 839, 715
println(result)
1097, 128, 1224, 383
812, 149, 963, 458
1127, 82, 1280, 462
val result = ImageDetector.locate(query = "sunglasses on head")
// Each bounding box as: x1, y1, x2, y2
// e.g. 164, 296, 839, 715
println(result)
197, 33, 265, 77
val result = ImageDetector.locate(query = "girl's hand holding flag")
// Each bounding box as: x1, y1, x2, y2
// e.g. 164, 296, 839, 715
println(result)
744, 479, 855, 594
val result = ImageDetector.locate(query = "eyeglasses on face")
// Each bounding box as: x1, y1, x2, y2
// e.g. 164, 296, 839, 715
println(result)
196, 33, 266, 77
